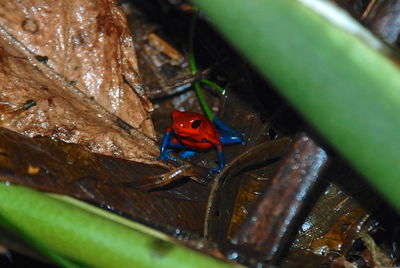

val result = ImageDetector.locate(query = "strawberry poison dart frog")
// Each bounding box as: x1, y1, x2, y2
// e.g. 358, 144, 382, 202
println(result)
157, 110, 245, 172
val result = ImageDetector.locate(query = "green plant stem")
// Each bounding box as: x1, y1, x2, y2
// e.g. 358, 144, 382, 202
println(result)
0, 184, 238, 268
194, 82, 214, 120
189, 9, 225, 121
200, 79, 225, 94
192, 0, 400, 210
189, 9, 214, 120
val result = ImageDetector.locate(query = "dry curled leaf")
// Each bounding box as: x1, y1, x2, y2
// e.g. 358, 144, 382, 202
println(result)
0, 0, 158, 162
0, 0, 214, 233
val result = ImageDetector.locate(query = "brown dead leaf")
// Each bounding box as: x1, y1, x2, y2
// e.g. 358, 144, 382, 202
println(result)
0, 127, 209, 232
292, 183, 372, 256
205, 138, 291, 245
0, 0, 214, 234
125, 0, 192, 97
360, 232, 394, 267
0, 0, 158, 162
331, 256, 358, 268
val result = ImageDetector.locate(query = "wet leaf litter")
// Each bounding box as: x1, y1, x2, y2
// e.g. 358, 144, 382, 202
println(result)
0, 0, 399, 267
0, 0, 211, 234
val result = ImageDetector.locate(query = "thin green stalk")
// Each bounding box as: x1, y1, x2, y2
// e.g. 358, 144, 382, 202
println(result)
188, 9, 225, 121
189, 9, 214, 119
0, 183, 238, 268
200, 79, 225, 94
194, 82, 214, 120
192, 0, 400, 210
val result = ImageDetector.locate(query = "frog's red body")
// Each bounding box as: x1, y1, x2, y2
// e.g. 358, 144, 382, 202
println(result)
157, 110, 245, 172
169, 110, 222, 151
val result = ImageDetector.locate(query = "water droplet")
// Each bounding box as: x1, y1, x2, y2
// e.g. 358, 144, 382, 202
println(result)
174, 228, 181, 236
250, 216, 258, 223
195, 241, 204, 249
226, 251, 239, 260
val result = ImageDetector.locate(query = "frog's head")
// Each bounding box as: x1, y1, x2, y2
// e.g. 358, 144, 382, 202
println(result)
171, 110, 203, 138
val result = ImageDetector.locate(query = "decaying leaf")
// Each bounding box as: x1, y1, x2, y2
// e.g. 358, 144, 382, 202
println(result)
124, 0, 192, 96
281, 181, 375, 268
205, 138, 291, 247
0, 127, 210, 233
0, 0, 157, 162
359, 232, 394, 267
0, 0, 224, 236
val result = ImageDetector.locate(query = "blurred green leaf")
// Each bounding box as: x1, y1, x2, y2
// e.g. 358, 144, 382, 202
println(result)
192, 0, 400, 211
0, 184, 237, 268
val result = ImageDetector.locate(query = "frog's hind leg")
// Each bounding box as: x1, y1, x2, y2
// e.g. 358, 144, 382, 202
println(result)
213, 117, 238, 134
214, 117, 246, 145
180, 150, 196, 159
219, 130, 245, 145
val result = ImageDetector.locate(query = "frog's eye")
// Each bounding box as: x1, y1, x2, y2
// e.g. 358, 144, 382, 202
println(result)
191, 120, 201, 129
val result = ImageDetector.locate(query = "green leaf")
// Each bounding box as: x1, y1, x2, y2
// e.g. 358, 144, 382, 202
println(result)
0, 184, 237, 268
192, 0, 400, 211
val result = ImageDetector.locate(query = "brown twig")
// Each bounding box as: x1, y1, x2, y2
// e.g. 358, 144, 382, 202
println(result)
148, 68, 212, 98
233, 132, 329, 265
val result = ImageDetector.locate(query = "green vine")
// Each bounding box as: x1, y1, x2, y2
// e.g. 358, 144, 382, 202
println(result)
188, 9, 225, 121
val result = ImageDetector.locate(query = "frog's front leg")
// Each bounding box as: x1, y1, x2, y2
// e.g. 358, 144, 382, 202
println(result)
157, 128, 182, 162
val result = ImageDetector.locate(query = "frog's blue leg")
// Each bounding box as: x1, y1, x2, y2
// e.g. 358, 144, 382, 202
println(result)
219, 130, 245, 145
214, 117, 246, 145
210, 150, 227, 173
209, 117, 246, 173
156, 131, 183, 162
213, 117, 237, 133
202, 137, 227, 173
180, 150, 196, 159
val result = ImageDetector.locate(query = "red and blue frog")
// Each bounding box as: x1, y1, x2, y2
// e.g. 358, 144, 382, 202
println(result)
157, 110, 245, 172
